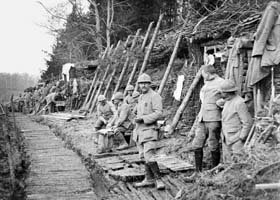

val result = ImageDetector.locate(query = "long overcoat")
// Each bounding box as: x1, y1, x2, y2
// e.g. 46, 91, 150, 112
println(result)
133, 89, 163, 144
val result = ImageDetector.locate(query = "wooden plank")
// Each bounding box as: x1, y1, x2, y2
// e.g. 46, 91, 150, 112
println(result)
120, 154, 143, 164
127, 183, 150, 200
109, 168, 145, 182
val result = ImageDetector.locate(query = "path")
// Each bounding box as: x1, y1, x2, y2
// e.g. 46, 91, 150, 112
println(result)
15, 114, 97, 200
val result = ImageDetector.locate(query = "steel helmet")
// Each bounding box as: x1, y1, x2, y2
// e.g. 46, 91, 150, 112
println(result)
126, 85, 134, 91
137, 73, 152, 83
98, 95, 106, 102
132, 91, 140, 98
220, 80, 238, 93
112, 92, 124, 101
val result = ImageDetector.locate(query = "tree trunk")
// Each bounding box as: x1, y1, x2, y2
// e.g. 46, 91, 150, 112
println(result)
106, 0, 114, 49
88, 0, 103, 52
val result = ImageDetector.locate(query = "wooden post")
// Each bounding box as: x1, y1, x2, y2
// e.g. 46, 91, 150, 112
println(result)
90, 41, 121, 113
2, 124, 15, 191
113, 29, 141, 94
82, 47, 109, 109
134, 14, 164, 92
158, 27, 184, 95
269, 67, 275, 116
86, 45, 114, 111
103, 36, 133, 97
124, 22, 154, 96
238, 52, 244, 95
168, 69, 202, 135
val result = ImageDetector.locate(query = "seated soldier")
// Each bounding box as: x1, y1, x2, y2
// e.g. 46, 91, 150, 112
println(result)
95, 95, 116, 151
124, 85, 134, 104
109, 92, 134, 150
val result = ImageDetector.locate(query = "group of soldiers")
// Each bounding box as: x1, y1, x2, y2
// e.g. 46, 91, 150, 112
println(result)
17, 78, 89, 114
93, 64, 253, 190
93, 73, 165, 189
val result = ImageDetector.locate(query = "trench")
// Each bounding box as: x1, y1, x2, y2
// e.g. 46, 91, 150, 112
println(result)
0, 115, 29, 200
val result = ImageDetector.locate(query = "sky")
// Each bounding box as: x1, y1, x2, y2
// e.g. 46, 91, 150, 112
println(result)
0, 0, 74, 77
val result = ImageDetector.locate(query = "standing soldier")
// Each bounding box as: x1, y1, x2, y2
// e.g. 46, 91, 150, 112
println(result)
124, 85, 134, 104
18, 94, 24, 113
220, 80, 253, 162
133, 73, 165, 190
188, 65, 225, 179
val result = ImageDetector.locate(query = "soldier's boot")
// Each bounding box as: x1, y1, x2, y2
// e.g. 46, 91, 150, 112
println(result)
183, 148, 203, 182
149, 162, 165, 190
115, 132, 129, 150
92, 128, 99, 144
211, 149, 220, 169
134, 163, 155, 188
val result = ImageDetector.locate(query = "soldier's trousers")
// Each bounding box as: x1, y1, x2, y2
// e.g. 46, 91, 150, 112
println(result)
137, 141, 157, 162
192, 121, 221, 151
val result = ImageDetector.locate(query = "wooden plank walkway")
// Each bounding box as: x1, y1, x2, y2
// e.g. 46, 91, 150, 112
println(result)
15, 114, 98, 200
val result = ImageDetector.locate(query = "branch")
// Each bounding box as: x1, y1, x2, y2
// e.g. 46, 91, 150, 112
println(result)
37, 1, 67, 21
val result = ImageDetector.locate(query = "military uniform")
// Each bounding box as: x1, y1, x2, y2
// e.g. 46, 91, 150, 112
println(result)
113, 101, 133, 148
124, 95, 134, 105
222, 95, 253, 162
133, 88, 162, 162
46, 92, 57, 113
95, 101, 116, 130
133, 74, 165, 190
192, 75, 225, 151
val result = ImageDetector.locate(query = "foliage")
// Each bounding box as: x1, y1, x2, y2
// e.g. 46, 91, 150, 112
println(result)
0, 73, 37, 101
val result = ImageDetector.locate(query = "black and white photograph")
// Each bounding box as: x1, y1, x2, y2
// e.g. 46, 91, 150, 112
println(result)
0, 0, 280, 199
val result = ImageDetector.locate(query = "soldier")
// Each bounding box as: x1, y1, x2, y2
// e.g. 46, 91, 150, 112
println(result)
18, 94, 24, 113
133, 73, 165, 190
188, 65, 225, 180
109, 92, 132, 150
24, 91, 32, 114
45, 90, 57, 113
124, 85, 134, 104
95, 95, 117, 149
220, 80, 253, 162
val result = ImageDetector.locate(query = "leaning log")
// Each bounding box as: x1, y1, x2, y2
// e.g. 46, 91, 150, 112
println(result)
158, 26, 185, 95
82, 47, 109, 110
168, 69, 202, 135
103, 36, 132, 97
85, 45, 114, 111
134, 14, 164, 92
113, 29, 141, 94
124, 22, 154, 96
90, 41, 121, 113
